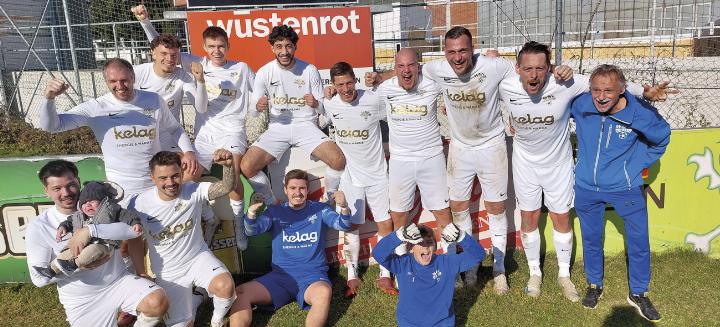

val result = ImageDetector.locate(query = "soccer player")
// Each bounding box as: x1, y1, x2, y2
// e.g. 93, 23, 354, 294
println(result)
128, 149, 238, 327
323, 62, 391, 297
373, 222, 485, 326
39, 58, 198, 201
367, 27, 574, 293
572, 65, 669, 322
374, 49, 453, 266
242, 25, 346, 206
228, 169, 351, 327
499, 41, 675, 301
25, 160, 168, 327
133, 4, 256, 250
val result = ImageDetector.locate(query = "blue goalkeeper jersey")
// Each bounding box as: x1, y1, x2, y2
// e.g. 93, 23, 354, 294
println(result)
245, 201, 351, 276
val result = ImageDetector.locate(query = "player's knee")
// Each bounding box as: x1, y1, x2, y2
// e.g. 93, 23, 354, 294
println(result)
140, 289, 169, 317
308, 283, 332, 305
485, 201, 506, 214
211, 273, 235, 298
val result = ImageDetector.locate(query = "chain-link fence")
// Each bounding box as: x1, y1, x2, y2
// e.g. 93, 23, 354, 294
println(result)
2, 0, 719, 135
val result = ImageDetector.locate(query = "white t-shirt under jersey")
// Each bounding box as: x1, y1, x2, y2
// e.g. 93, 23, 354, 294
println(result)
133, 62, 203, 123
132, 182, 211, 278
251, 59, 324, 125
501, 73, 645, 167
39, 90, 194, 195
423, 54, 514, 149
179, 55, 255, 134
324, 89, 387, 187
376, 75, 443, 161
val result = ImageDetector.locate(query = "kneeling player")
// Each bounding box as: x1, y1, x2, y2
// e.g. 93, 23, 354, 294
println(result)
228, 169, 351, 327
129, 150, 238, 327
373, 222, 485, 326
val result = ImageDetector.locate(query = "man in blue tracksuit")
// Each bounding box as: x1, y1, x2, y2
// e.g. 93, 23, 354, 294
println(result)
571, 64, 670, 322
373, 222, 485, 327
228, 169, 352, 327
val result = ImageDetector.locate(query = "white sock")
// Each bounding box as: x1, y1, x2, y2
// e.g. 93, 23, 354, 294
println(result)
522, 228, 542, 277
553, 229, 573, 278
247, 172, 276, 204
375, 234, 392, 278
344, 229, 360, 280
229, 199, 244, 217
488, 211, 508, 273
211, 292, 237, 326
134, 313, 161, 327
324, 168, 343, 199
452, 209, 473, 238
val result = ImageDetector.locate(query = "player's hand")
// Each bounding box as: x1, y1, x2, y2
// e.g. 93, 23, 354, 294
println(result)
256, 95, 269, 112
484, 48, 500, 57
324, 85, 337, 99
212, 148, 233, 167
44, 79, 69, 100
130, 4, 149, 21
191, 62, 205, 83
68, 227, 91, 257
551, 65, 574, 82
247, 193, 265, 219
642, 81, 678, 102
132, 224, 143, 235
365, 72, 381, 87
182, 151, 199, 177
396, 223, 422, 244
55, 227, 67, 242
333, 191, 347, 209
441, 222, 465, 243
304, 93, 318, 108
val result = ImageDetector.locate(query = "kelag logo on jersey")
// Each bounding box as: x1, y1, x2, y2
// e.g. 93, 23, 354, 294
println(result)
283, 230, 318, 243
445, 90, 486, 105
208, 85, 238, 98
113, 127, 156, 140
512, 114, 555, 126
273, 95, 306, 106
390, 103, 427, 116
152, 219, 194, 242
335, 129, 369, 140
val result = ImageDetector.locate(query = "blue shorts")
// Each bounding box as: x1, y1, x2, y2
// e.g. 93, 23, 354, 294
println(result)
255, 268, 330, 311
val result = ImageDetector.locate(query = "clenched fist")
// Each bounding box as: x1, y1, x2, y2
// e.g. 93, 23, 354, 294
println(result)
212, 148, 234, 167
304, 93, 318, 108
365, 71, 380, 87
191, 62, 205, 83
131, 4, 149, 21
256, 95, 269, 112
44, 79, 70, 100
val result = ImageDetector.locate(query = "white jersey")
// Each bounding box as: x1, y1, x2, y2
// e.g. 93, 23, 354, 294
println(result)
423, 54, 514, 149
132, 182, 211, 277
39, 91, 194, 195
251, 59, 324, 124
324, 89, 387, 187
376, 75, 443, 161
179, 55, 255, 134
25, 206, 128, 301
134, 62, 203, 123
500, 73, 645, 167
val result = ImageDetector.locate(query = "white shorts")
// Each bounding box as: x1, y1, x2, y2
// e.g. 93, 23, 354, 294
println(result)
340, 177, 390, 224
389, 153, 449, 212
447, 142, 508, 202
252, 121, 330, 160
513, 157, 575, 214
195, 130, 248, 170
155, 250, 229, 325
64, 273, 160, 326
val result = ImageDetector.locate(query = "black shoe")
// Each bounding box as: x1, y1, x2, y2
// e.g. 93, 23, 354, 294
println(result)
33, 266, 56, 279
581, 284, 603, 309
55, 258, 79, 273
627, 293, 662, 322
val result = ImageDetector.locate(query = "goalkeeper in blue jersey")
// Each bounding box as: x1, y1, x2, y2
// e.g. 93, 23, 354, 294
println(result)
373, 222, 485, 327
228, 169, 351, 327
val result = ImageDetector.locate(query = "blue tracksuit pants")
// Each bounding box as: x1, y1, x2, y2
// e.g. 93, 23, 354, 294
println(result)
574, 185, 651, 294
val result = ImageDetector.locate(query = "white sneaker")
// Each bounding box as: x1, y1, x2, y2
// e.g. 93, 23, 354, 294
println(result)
234, 218, 248, 251
493, 272, 509, 295
558, 277, 581, 302
524, 275, 542, 298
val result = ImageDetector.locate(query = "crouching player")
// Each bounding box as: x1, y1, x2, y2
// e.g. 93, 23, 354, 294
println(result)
373, 223, 485, 326
229, 169, 351, 327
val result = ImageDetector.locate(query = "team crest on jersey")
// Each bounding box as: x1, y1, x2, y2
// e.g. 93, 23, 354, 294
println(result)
432, 269, 442, 282
542, 95, 556, 104
360, 110, 371, 120
143, 109, 155, 117
308, 215, 318, 224
167, 100, 175, 108
615, 125, 633, 139
230, 72, 239, 78
471, 72, 486, 83
164, 82, 175, 93
294, 79, 306, 87
174, 201, 186, 212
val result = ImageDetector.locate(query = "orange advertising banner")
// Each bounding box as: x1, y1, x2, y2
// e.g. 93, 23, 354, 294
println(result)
186, 7, 373, 72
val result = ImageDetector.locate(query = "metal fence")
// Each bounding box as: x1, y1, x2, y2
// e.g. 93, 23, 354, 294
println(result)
2, 0, 720, 133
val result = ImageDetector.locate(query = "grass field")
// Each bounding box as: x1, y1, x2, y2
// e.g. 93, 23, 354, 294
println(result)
1, 248, 718, 327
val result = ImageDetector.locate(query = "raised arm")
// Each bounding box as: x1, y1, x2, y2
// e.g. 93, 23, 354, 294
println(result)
441, 223, 485, 272
187, 62, 208, 114
372, 223, 423, 274
206, 149, 236, 201
320, 191, 351, 231
40, 79, 91, 132
244, 197, 273, 236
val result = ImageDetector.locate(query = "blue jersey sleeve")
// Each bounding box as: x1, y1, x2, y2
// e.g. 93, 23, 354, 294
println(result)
633, 101, 671, 167
372, 232, 404, 274
320, 206, 352, 231
448, 234, 486, 273
244, 210, 272, 236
